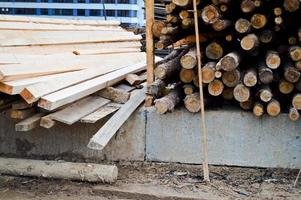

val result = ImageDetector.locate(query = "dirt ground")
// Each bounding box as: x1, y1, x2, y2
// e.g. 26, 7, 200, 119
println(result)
0, 161, 300, 199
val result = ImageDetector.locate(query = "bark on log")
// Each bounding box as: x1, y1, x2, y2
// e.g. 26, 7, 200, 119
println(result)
147, 79, 166, 98
289, 107, 300, 121
202, 62, 216, 83
217, 52, 240, 71
0, 157, 118, 183
154, 89, 181, 114
222, 87, 234, 100
180, 48, 197, 69
201, 5, 221, 24
258, 64, 274, 84
183, 84, 195, 95
233, 84, 250, 102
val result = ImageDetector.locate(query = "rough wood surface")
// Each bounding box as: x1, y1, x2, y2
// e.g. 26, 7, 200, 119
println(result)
15, 113, 45, 132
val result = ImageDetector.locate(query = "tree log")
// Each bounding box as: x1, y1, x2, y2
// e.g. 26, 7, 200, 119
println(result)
284, 64, 300, 83
279, 79, 294, 94
222, 69, 241, 87
259, 86, 273, 102
241, 34, 259, 51
241, 0, 255, 13
217, 52, 240, 71
154, 89, 181, 114
233, 84, 250, 102
201, 5, 221, 24
253, 102, 265, 117
147, 79, 166, 98
222, 87, 234, 100
183, 84, 195, 95
212, 19, 231, 31
208, 79, 224, 96
265, 51, 281, 69
266, 99, 281, 117
289, 46, 301, 61
235, 18, 251, 34
240, 98, 253, 110
258, 64, 274, 84
259, 30, 273, 43
152, 21, 166, 39
0, 157, 117, 183
180, 68, 195, 83
184, 92, 201, 112
205, 42, 223, 60
180, 47, 197, 69
292, 93, 301, 110
251, 14, 267, 29
202, 62, 216, 83
289, 107, 300, 121
283, 0, 300, 12
243, 68, 257, 87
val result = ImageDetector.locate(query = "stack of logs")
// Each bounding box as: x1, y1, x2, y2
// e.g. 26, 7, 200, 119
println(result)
148, 0, 301, 121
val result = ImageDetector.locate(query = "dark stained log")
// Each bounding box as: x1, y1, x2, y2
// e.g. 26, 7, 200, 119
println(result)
183, 84, 195, 95
265, 51, 281, 69
235, 18, 251, 34
222, 87, 234, 100
180, 68, 195, 83
182, 18, 194, 29
147, 79, 166, 98
251, 14, 267, 29
283, 0, 300, 12
292, 93, 301, 110
202, 62, 216, 83
243, 68, 257, 87
279, 79, 294, 94
240, 98, 253, 110
233, 84, 250, 102
205, 42, 223, 60
284, 64, 300, 83
184, 92, 201, 112
193, 74, 199, 87
222, 69, 241, 87
273, 7, 282, 16
289, 107, 300, 121
259, 30, 273, 43
266, 99, 281, 117
240, 34, 259, 51
296, 60, 301, 70
258, 64, 274, 84
201, 5, 221, 24
253, 102, 265, 117
208, 79, 224, 96
288, 37, 297, 45
154, 89, 181, 114
216, 52, 241, 71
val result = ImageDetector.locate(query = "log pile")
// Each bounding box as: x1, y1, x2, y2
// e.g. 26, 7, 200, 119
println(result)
0, 15, 161, 132
149, 0, 301, 120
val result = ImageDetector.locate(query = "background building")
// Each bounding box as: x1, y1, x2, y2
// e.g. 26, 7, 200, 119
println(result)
0, 0, 144, 26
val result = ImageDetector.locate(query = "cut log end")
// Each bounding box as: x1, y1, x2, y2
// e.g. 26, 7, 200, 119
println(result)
253, 103, 264, 117
266, 99, 281, 117
201, 5, 220, 24
266, 51, 281, 69
233, 84, 250, 102
241, 34, 259, 51
292, 94, 301, 110
184, 93, 201, 113
251, 14, 267, 29
208, 79, 224, 96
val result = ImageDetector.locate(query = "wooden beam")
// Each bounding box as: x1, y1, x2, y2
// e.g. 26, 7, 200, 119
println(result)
88, 87, 146, 150
12, 100, 34, 110
10, 108, 35, 120
50, 96, 110, 125
40, 114, 56, 129
15, 113, 45, 132
38, 59, 161, 111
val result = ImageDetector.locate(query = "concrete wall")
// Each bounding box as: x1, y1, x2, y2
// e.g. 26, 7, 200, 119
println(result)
0, 106, 300, 168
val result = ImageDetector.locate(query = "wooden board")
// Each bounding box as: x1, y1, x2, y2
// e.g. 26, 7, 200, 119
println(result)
0, 30, 141, 46
10, 108, 35, 119
0, 52, 146, 81
15, 113, 45, 132
50, 96, 110, 125
87, 87, 146, 150
80, 103, 121, 123
0, 15, 120, 26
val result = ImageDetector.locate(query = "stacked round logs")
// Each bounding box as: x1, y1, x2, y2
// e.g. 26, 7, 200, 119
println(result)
148, 0, 301, 121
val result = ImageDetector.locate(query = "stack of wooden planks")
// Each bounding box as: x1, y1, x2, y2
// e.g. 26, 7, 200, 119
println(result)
0, 15, 161, 137
148, 0, 301, 121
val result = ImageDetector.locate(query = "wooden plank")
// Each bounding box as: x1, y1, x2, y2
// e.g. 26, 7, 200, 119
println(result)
0, 73, 70, 95
50, 96, 110, 125
0, 15, 120, 26
15, 113, 45, 132
80, 103, 121, 124
12, 100, 34, 110
87, 87, 146, 150
72, 48, 140, 55
40, 114, 56, 129
20, 54, 146, 103
1, 42, 141, 55
37, 62, 146, 111
10, 108, 36, 119
0, 52, 146, 81
0, 30, 141, 46
96, 87, 131, 104
0, 21, 123, 31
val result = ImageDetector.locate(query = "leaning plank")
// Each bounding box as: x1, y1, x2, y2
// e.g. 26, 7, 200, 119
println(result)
0, 15, 120, 26
80, 103, 122, 124
38, 59, 162, 111
0, 157, 118, 183
0, 52, 146, 81
0, 30, 141, 46
20, 54, 145, 103
88, 87, 146, 150
0, 21, 123, 31
0, 73, 69, 95
50, 96, 110, 125
15, 113, 45, 132
10, 108, 35, 119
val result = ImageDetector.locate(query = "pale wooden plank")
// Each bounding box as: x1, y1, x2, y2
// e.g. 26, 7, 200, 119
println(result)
0, 30, 141, 46
38, 57, 162, 111
0, 15, 120, 26
50, 96, 110, 125
0, 52, 146, 81
10, 108, 36, 119
20, 53, 146, 103
80, 103, 121, 123
15, 113, 45, 132
87, 87, 146, 150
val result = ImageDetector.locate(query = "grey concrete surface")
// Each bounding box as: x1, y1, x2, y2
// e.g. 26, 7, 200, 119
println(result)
0, 106, 300, 168
0, 108, 145, 162
146, 107, 301, 168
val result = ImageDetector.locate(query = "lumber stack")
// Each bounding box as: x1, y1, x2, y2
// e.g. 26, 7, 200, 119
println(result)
0, 15, 161, 132
149, 0, 301, 120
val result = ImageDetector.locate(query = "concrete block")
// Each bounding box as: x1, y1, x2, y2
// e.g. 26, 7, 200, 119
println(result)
0, 108, 146, 162
145, 107, 301, 168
